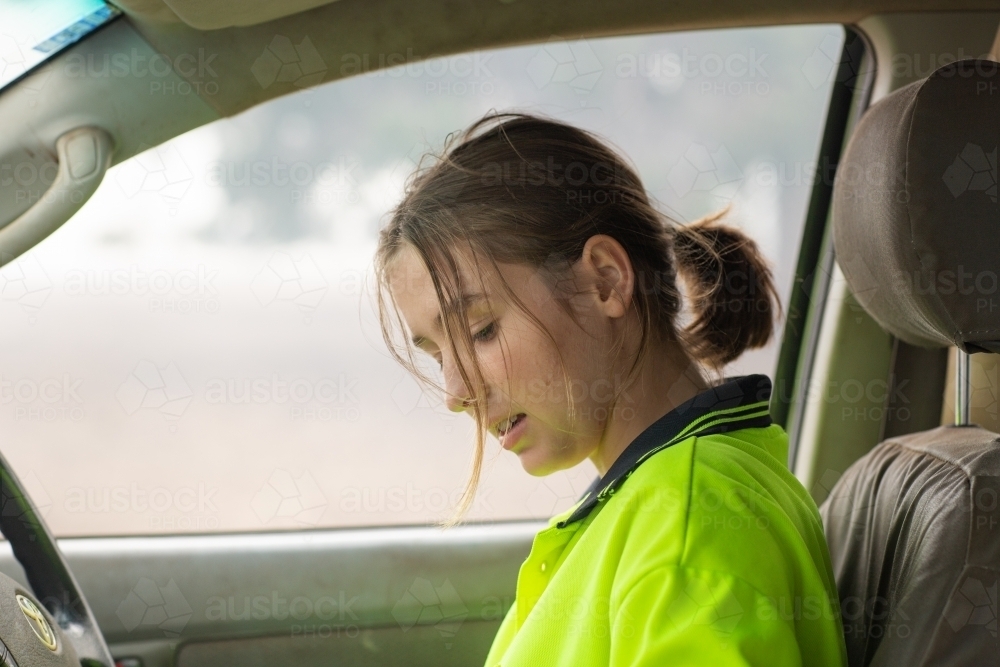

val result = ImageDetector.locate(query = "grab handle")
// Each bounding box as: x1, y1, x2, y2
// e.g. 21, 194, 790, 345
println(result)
0, 126, 113, 267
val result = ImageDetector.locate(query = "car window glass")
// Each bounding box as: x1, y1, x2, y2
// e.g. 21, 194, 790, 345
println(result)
0, 0, 120, 90
0, 24, 845, 536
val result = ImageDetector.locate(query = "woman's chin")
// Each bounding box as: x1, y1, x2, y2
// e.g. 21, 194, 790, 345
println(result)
513, 447, 545, 476
516, 446, 565, 477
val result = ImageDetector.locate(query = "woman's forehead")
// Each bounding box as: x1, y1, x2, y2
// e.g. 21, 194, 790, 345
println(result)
388, 246, 495, 340
389, 244, 498, 299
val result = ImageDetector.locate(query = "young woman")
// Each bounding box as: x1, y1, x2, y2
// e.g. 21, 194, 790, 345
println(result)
375, 112, 847, 666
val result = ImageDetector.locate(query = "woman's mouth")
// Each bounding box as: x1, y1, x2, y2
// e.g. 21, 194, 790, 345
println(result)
497, 413, 527, 450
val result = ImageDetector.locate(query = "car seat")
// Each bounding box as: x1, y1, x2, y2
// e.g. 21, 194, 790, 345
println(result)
819, 58, 1000, 667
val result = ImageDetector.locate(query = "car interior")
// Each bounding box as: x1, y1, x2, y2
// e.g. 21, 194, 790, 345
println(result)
0, 1, 999, 666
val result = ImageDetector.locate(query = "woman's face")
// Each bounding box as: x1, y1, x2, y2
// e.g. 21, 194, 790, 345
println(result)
388, 241, 636, 476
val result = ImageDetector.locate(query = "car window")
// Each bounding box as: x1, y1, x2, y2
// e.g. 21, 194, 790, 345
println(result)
0, 0, 120, 90
0, 24, 845, 536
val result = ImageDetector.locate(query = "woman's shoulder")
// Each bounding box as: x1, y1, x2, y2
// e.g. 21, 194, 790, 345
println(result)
602, 424, 826, 586
609, 423, 792, 515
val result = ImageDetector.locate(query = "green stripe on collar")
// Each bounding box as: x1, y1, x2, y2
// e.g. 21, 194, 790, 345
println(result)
556, 374, 773, 528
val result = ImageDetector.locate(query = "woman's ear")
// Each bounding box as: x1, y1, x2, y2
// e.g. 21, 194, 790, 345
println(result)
579, 234, 634, 319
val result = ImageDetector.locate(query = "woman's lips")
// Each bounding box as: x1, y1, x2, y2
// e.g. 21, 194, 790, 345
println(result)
500, 413, 527, 450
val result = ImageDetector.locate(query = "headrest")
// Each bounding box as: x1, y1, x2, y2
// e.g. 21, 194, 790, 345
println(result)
833, 59, 1000, 353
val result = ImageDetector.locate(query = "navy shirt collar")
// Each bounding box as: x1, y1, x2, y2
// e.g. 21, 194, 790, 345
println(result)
556, 374, 773, 528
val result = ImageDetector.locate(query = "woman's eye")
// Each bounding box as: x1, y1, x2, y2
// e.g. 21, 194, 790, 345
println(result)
473, 321, 497, 343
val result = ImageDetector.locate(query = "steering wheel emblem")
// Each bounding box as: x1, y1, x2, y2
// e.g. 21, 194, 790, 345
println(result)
15, 594, 58, 651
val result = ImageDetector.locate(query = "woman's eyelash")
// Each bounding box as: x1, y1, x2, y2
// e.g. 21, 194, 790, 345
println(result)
427, 322, 496, 368
473, 321, 497, 342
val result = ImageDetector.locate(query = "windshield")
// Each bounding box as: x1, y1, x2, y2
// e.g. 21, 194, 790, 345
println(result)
0, 0, 120, 91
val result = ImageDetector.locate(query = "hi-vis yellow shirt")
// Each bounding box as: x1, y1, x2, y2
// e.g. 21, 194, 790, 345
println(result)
483, 375, 848, 667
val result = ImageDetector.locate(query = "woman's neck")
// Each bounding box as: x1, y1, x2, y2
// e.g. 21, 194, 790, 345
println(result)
588, 341, 709, 477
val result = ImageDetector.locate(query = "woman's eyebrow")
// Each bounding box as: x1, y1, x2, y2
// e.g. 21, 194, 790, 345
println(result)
410, 293, 488, 347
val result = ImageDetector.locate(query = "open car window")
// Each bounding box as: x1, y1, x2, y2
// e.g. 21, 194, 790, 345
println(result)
0, 24, 845, 536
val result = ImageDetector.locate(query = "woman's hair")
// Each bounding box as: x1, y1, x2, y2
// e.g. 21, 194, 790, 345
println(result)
374, 111, 779, 527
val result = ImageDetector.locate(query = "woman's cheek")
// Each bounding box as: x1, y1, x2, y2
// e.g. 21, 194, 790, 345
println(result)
480, 346, 517, 392
527, 377, 549, 407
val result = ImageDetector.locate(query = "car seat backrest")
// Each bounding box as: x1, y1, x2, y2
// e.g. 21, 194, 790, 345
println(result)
821, 58, 1000, 667
822, 425, 1000, 666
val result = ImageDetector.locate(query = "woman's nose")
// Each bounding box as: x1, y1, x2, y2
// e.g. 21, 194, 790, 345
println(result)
442, 357, 473, 413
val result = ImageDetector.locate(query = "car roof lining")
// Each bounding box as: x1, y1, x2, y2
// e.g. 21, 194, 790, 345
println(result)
119, 1, 1000, 121
115, 0, 1000, 31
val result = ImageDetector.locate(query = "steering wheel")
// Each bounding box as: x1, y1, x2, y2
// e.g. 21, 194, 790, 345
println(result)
0, 450, 115, 666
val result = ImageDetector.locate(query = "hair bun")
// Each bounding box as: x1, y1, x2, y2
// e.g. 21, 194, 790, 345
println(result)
671, 208, 781, 368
